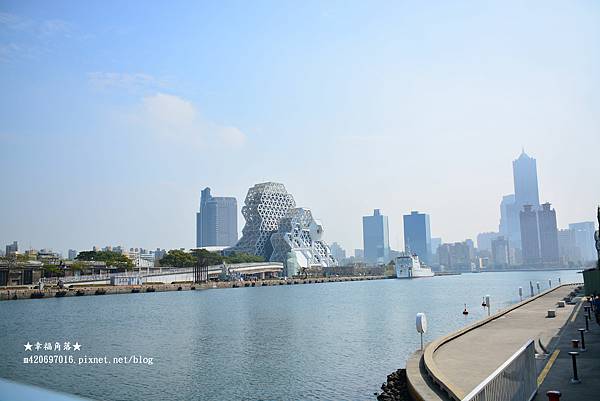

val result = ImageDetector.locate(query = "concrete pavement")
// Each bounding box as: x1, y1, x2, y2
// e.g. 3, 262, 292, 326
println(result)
535, 298, 600, 400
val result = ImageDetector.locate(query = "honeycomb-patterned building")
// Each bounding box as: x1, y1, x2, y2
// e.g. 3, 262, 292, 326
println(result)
230, 182, 337, 273
230, 182, 296, 260
270, 208, 337, 275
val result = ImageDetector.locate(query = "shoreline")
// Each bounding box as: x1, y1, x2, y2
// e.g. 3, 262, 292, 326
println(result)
0, 275, 387, 301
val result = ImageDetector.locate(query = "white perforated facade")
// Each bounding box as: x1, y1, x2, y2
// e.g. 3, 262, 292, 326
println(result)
230, 182, 296, 260
270, 208, 337, 274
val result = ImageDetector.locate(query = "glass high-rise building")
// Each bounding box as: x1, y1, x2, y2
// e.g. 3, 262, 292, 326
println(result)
537, 202, 559, 264
499, 151, 541, 251
403, 211, 431, 264
513, 150, 540, 211
519, 204, 540, 265
196, 187, 238, 247
362, 209, 390, 265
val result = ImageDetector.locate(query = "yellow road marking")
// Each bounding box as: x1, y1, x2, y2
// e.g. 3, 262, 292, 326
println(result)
570, 301, 583, 323
538, 349, 560, 386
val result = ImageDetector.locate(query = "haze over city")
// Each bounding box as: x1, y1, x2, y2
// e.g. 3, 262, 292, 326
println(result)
1, 1, 599, 255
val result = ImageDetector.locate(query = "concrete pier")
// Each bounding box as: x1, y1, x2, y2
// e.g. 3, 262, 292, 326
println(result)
405, 284, 582, 401
0, 275, 386, 301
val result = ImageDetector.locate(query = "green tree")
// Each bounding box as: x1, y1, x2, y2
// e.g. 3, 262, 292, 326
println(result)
224, 252, 264, 264
75, 250, 133, 270
191, 249, 224, 267
159, 249, 197, 267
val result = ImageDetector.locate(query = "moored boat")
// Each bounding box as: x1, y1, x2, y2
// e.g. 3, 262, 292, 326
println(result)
395, 253, 434, 278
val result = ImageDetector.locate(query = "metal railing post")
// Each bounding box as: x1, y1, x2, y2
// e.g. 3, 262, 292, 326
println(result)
578, 329, 586, 351
585, 315, 589, 332
569, 351, 580, 384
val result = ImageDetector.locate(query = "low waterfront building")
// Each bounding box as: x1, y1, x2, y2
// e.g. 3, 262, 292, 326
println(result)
110, 275, 143, 286
0, 260, 43, 286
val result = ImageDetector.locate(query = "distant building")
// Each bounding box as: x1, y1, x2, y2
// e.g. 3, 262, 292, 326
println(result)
196, 187, 238, 248
537, 203, 559, 265
437, 242, 471, 271
362, 209, 390, 265
499, 194, 520, 249
354, 249, 364, 260
513, 150, 540, 212
569, 222, 597, 262
5, 241, 18, 257
153, 248, 167, 261
403, 211, 432, 264
520, 204, 540, 265
491, 236, 510, 267
558, 229, 581, 264
430, 237, 442, 264
68, 249, 78, 260
329, 242, 346, 262
499, 151, 541, 251
476, 232, 500, 252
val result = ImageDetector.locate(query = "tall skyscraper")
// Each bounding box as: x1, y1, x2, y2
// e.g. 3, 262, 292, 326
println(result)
537, 203, 559, 264
362, 209, 390, 265
520, 205, 540, 265
403, 211, 432, 264
196, 187, 238, 248
513, 150, 540, 211
499, 151, 541, 251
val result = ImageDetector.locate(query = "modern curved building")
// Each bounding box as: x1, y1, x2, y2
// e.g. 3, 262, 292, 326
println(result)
230, 182, 296, 260
230, 182, 337, 275
270, 207, 337, 276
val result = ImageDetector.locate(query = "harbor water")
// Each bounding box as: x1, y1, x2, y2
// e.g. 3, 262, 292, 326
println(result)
0, 270, 581, 400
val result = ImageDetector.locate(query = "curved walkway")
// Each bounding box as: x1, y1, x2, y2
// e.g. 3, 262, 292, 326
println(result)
408, 284, 578, 401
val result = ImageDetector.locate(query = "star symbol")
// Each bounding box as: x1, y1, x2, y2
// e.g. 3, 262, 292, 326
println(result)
73, 342, 81, 351
24, 342, 33, 351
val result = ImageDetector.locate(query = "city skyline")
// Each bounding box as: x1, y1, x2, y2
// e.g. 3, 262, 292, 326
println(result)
1, 1, 599, 254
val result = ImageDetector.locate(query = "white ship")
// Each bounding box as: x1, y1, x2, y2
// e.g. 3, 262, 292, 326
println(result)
395, 252, 434, 278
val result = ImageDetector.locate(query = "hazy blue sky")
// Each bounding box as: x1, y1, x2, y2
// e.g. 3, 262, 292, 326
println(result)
1, 0, 599, 255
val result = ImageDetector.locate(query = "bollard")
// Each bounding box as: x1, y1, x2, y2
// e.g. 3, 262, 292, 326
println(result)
585, 315, 589, 331
546, 391, 561, 401
578, 329, 586, 351
571, 339, 579, 349
519, 286, 523, 301
587, 306, 592, 320
569, 351, 580, 383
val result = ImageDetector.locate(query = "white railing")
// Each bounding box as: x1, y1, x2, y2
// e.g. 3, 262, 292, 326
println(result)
463, 339, 537, 401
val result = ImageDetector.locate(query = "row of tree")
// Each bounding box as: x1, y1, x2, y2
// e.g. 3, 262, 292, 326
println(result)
75, 250, 134, 269
159, 249, 264, 268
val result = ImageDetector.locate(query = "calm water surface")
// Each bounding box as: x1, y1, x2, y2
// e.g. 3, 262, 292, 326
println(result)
0, 270, 581, 400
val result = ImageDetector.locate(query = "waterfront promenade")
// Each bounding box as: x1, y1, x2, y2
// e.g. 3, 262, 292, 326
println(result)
535, 297, 600, 400
406, 284, 581, 401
